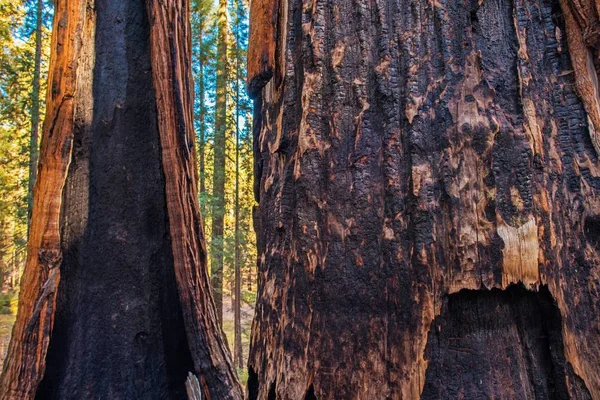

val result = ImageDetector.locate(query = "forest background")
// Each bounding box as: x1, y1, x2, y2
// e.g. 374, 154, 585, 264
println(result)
0, 0, 256, 382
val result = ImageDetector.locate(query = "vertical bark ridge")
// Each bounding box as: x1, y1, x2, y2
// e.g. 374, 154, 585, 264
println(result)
558, 0, 600, 154
147, 0, 243, 397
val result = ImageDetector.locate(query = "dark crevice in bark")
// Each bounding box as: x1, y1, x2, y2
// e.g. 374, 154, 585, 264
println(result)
421, 285, 570, 400
252, 93, 263, 204
247, 366, 259, 400
584, 216, 600, 248
304, 384, 317, 400
248, 70, 273, 99
267, 381, 277, 400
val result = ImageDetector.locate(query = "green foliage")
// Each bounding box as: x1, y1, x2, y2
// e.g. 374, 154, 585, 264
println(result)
237, 367, 249, 385
242, 289, 256, 305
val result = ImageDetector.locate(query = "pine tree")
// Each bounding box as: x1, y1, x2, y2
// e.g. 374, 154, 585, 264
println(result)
0, 0, 49, 290
232, 10, 243, 370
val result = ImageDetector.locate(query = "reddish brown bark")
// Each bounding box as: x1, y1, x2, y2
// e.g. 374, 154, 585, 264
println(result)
247, 0, 277, 94
147, 0, 243, 396
558, 0, 600, 154
248, 0, 600, 398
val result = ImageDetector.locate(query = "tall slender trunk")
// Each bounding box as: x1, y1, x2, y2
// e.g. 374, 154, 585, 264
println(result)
198, 29, 206, 213
0, 0, 242, 397
27, 0, 43, 229
211, 0, 228, 325
233, 35, 243, 369
247, 0, 600, 398
0, 222, 7, 289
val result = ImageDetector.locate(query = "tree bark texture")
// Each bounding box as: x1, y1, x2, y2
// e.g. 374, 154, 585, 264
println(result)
247, 0, 600, 398
1, 0, 242, 398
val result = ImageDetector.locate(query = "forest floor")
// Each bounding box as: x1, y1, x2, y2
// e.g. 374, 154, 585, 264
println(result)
0, 300, 255, 384
222, 295, 255, 384
0, 314, 15, 370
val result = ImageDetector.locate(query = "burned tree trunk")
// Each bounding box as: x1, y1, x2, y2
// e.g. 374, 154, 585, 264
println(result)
247, 0, 600, 398
0, 0, 242, 398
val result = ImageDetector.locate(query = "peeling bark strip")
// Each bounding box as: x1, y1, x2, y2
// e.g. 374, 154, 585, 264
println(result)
247, 0, 278, 96
249, 0, 600, 398
146, 0, 243, 398
0, 0, 87, 395
558, 0, 600, 155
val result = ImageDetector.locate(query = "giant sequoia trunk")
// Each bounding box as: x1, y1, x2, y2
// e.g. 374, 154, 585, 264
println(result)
247, 0, 600, 398
0, 0, 242, 398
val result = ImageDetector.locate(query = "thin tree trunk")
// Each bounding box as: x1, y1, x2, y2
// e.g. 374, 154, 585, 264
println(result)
0, 223, 7, 289
0, 0, 242, 397
211, 0, 228, 325
233, 34, 243, 369
247, 0, 600, 398
198, 29, 206, 211
27, 0, 43, 229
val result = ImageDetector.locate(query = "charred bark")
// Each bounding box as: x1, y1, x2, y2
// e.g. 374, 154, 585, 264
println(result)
0, 0, 242, 398
248, 0, 600, 398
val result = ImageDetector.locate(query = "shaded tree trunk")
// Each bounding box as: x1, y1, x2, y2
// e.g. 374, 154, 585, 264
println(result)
0, 0, 242, 398
247, 0, 600, 398
211, 0, 228, 325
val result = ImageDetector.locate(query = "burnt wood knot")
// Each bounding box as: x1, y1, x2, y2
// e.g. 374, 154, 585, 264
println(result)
38, 248, 63, 270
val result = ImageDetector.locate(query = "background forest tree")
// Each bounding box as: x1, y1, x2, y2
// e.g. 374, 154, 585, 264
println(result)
0, 0, 256, 379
